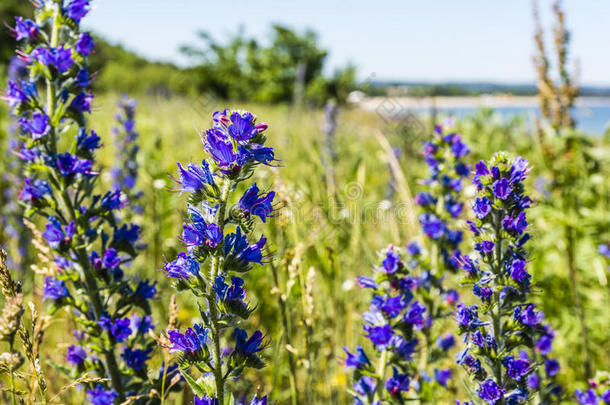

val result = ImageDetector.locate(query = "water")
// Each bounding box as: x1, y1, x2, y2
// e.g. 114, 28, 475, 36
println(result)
419, 104, 610, 136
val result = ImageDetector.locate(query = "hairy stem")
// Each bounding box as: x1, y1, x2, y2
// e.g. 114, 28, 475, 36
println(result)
374, 349, 388, 402
208, 180, 232, 404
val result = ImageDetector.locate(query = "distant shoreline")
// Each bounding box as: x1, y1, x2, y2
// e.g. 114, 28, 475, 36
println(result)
354, 95, 610, 110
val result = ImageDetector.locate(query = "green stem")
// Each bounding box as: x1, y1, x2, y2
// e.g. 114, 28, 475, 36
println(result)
270, 262, 299, 405
208, 180, 232, 404
374, 349, 388, 402
9, 342, 16, 405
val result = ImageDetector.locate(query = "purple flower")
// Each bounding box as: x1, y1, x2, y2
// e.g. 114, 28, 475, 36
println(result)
404, 301, 426, 329
100, 189, 126, 211
164, 252, 200, 279
21, 111, 50, 139
503, 211, 528, 234
110, 318, 132, 342
514, 304, 544, 326
406, 241, 421, 256
19, 178, 51, 203
194, 397, 219, 405
545, 358, 560, 377
4, 80, 28, 109
509, 259, 530, 284
12, 17, 39, 41
65, 0, 91, 21
536, 333, 553, 355
43, 277, 70, 301
66, 345, 87, 365
456, 303, 484, 329
415, 192, 436, 206
386, 367, 410, 394
167, 326, 208, 353
475, 240, 494, 254
70, 92, 93, 113
363, 324, 393, 350
343, 346, 370, 368
42, 217, 75, 249
478, 379, 505, 405
171, 161, 215, 193
527, 373, 540, 390
473, 196, 491, 219
121, 347, 152, 371
504, 356, 529, 381
228, 111, 259, 144
419, 213, 445, 239
223, 227, 266, 264
575, 389, 599, 405
32, 46, 74, 73
56, 153, 93, 176
205, 128, 238, 172
131, 315, 155, 335
86, 385, 117, 405
75, 33, 94, 56
381, 248, 400, 273
475, 160, 490, 176
492, 178, 510, 200
434, 368, 452, 387
238, 183, 276, 222
354, 376, 377, 396
233, 328, 267, 355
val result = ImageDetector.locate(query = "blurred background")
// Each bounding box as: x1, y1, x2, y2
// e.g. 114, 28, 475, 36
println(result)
0, 0, 608, 403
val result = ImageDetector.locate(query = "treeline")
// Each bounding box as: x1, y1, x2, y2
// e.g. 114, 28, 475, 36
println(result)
1, 1, 356, 104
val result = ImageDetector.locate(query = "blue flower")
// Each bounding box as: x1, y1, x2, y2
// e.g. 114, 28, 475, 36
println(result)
167, 325, 208, 353
233, 328, 267, 355
42, 276, 70, 301
75, 33, 94, 56
343, 346, 370, 368
403, 301, 426, 328
65, 0, 91, 21
509, 259, 530, 284
545, 358, 560, 377
164, 252, 200, 279
473, 196, 491, 219
385, 367, 410, 394
12, 17, 39, 41
503, 355, 530, 381
56, 153, 93, 176
86, 385, 117, 405
20, 111, 50, 139
66, 345, 87, 365
42, 217, 75, 249
492, 178, 511, 200
381, 248, 400, 273
131, 315, 155, 335
436, 333, 455, 351
478, 379, 505, 405
32, 46, 74, 73
70, 92, 93, 113
134, 280, 157, 299
171, 161, 215, 193
228, 111, 259, 144
238, 183, 276, 222
575, 389, 599, 405
434, 368, 451, 387
110, 318, 132, 342
19, 178, 51, 203
354, 376, 377, 396
223, 227, 266, 264
193, 397, 219, 405
514, 304, 544, 326
121, 347, 152, 371
419, 213, 445, 239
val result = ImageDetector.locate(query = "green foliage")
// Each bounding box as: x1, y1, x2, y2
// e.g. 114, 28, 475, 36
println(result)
182, 25, 356, 105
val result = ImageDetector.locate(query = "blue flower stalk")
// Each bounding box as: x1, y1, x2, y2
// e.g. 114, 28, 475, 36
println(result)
455, 153, 562, 405
4, 1, 168, 402
343, 122, 469, 404
111, 95, 143, 215
164, 109, 275, 404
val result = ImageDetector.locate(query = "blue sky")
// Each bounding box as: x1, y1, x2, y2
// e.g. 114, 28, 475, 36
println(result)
84, 0, 610, 85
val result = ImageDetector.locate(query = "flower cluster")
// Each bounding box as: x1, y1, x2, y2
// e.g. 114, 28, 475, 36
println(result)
344, 122, 469, 403
455, 153, 562, 404
343, 245, 421, 404
416, 121, 470, 273
574, 372, 610, 405
164, 109, 274, 404
111, 95, 143, 214
4, 1, 174, 402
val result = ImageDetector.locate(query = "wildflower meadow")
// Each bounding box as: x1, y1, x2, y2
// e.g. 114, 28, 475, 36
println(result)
0, 1, 609, 404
